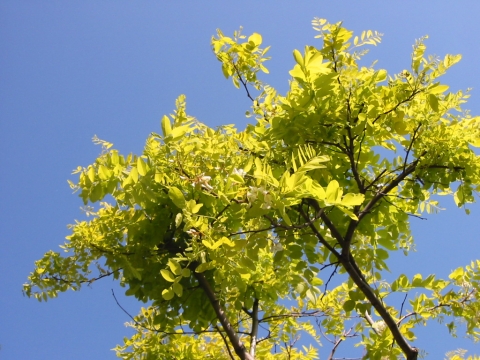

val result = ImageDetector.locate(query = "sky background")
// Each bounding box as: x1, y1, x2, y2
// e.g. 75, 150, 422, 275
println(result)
1, 1, 480, 359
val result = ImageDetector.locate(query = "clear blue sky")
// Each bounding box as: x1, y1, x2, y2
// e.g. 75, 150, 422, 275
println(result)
1, 2, 479, 359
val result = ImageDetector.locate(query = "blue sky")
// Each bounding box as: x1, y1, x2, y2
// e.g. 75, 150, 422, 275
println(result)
1, 1, 479, 359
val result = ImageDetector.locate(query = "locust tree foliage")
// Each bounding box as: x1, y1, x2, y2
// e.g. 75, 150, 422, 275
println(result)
25, 18, 480, 360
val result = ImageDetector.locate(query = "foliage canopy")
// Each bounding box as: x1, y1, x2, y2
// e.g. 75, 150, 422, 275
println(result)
25, 18, 480, 360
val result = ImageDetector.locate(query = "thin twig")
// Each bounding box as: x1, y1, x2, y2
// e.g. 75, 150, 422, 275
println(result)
322, 263, 340, 299
47, 268, 121, 286
216, 325, 236, 360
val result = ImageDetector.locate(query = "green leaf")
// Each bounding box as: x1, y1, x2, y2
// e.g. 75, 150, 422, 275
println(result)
337, 206, 358, 220
293, 49, 304, 66
341, 193, 365, 206
170, 124, 191, 140
239, 256, 256, 271
161, 115, 172, 137
296, 156, 329, 173
191, 203, 203, 214
137, 157, 147, 176
162, 287, 175, 300
181, 268, 191, 278
168, 259, 182, 276
130, 167, 139, 184
377, 237, 397, 250
248, 33, 262, 46
97, 165, 112, 180
428, 83, 449, 94
161, 269, 176, 282
449, 267, 464, 280
87, 166, 95, 183
172, 282, 183, 297
289, 64, 305, 81
428, 94, 439, 111
123, 257, 142, 280
175, 213, 183, 228
169, 187, 186, 209
343, 300, 356, 312
230, 173, 245, 183
195, 263, 209, 273
325, 180, 342, 204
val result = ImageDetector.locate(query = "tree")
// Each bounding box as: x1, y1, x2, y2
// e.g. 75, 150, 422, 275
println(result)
24, 18, 480, 360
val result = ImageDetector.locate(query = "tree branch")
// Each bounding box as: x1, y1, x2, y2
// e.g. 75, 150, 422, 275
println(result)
232, 62, 255, 102
46, 268, 121, 286
340, 256, 418, 360
191, 263, 254, 360
298, 207, 342, 259
249, 299, 259, 358
327, 327, 355, 360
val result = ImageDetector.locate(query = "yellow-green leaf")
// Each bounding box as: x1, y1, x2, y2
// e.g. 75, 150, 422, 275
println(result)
341, 193, 365, 206
172, 282, 183, 297
170, 124, 191, 140
181, 268, 191, 277
293, 49, 304, 66
87, 167, 95, 183
175, 213, 183, 228
169, 187, 186, 209
162, 288, 174, 300
195, 262, 209, 273
326, 180, 341, 204
343, 300, 355, 312
161, 115, 172, 137
248, 33, 262, 46
297, 156, 329, 173
239, 257, 256, 271
191, 203, 203, 214
130, 167, 139, 184
449, 267, 464, 280
429, 83, 449, 94
168, 259, 182, 276
137, 158, 147, 176
161, 269, 176, 282
428, 94, 439, 111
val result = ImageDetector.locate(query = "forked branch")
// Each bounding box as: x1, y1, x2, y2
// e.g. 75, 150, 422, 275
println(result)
191, 263, 254, 360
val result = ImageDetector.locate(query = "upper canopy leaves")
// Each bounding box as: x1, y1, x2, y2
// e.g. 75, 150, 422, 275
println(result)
25, 18, 480, 360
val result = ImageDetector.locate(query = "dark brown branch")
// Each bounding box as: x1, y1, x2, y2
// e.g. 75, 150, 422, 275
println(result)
322, 263, 340, 299
305, 159, 423, 359
403, 124, 422, 171
112, 289, 149, 331
425, 164, 465, 171
327, 327, 355, 360
263, 204, 324, 231
232, 62, 255, 102
229, 226, 274, 237
344, 125, 365, 193
382, 196, 426, 220
357, 154, 426, 224
191, 264, 254, 360
249, 299, 259, 358
298, 207, 341, 259
340, 256, 418, 359
306, 140, 347, 153
112, 289, 225, 338
397, 289, 475, 326
372, 90, 421, 125
260, 310, 325, 323
399, 293, 408, 323
364, 169, 387, 192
